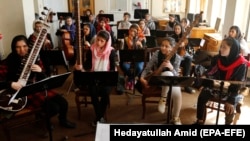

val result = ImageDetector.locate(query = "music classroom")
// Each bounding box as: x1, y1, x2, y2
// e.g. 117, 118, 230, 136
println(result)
0, 0, 250, 141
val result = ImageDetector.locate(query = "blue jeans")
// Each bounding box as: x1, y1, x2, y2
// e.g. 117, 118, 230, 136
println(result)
122, 61, 144, 81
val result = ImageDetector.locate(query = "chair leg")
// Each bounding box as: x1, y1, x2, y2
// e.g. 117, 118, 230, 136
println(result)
2, 124, 11, 141
75, 95, 81, 119
233, 113, 240, 125
201, 108, 207, 124
141, 96, 146, 119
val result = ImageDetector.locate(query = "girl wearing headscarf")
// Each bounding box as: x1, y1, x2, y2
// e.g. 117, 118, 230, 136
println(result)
74, 30, 116, 126
140, 37, 183, 125
194, 37, 249, 125
82, 23, 96, 49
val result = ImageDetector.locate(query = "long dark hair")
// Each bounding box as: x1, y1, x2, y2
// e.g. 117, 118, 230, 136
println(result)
229, 25, 243, 40
11, 35, 29, 54
158, 37, 176, 68
172, 23, 184, 42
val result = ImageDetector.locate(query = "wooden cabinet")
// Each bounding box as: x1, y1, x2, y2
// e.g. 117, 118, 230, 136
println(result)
68, 0, 95, 16
202, 33, 222, 55
189, 27, 216, 38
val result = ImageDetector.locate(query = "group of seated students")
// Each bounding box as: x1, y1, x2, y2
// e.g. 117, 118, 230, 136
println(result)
55, 9, 250, 126
1, 8, 249, 129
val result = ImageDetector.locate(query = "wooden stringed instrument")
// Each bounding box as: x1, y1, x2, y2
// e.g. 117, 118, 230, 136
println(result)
61, 15, 74, 61
75, 0, 82, 66
177, 37, 188, 56
0, 7, 55, 112
72, 0, 84, 87
145, 11, 203, 81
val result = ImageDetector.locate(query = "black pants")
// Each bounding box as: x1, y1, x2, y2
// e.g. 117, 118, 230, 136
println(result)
89, 86, 112, 121
42, 94, 68, 122
180, 55, 193, 76
196, 88, 235, 124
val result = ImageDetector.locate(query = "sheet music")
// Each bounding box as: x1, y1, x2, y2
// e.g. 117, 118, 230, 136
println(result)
95, 122, 110, 141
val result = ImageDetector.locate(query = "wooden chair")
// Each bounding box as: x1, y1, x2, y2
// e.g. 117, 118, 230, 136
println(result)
74, 86, 92, 119
74, 86, 111, 120
203, 54, 250, 124
140, 47, 163, 119
0, 107, 47, 141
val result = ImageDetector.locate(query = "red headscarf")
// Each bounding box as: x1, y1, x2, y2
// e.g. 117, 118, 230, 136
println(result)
218, 55, 250, 80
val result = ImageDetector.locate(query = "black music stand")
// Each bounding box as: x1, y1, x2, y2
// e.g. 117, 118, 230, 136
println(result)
81, 16, 89, 23
41, 50, 70, 74
134, 9, 149, 19
17, 72, 71, 98
156, 30, 175, 37
57, 12, 73, 20
146, 36, 157, 48
200, 78, 233, 125
149, 76, 195, 124
119, 50, 145, 104
117, 29, 129, 39
73, 71, 118, 87
16, 72, 71, 141
98, 14, 114, 21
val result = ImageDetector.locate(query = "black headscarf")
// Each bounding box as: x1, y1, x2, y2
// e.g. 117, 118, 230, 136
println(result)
219, 37, 240, 66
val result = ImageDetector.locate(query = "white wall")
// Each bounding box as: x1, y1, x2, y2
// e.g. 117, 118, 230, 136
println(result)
0, 0, 69, 59
0, 0, 29, 59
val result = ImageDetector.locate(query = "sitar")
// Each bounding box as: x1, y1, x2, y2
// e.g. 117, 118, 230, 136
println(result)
72, 0, 83, 87
0, 8, 55, 112
75, 0, 82, 66
145, 11, 203, 81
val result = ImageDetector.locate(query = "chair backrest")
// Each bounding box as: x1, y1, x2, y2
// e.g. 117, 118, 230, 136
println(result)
144, 47, 160, 67
243, 53, 250, 86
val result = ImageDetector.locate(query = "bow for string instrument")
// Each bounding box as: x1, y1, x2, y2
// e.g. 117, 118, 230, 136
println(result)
145, 11, 203, 81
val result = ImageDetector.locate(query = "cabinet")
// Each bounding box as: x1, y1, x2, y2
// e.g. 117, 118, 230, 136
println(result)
202, 33, 222, 55
68, 0, 95, 16
189, 27, 216, 38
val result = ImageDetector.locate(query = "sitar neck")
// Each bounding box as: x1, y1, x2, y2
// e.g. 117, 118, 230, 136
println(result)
18, 25, 49, 86
165, 11, 203, 61
75, 0, 82, 66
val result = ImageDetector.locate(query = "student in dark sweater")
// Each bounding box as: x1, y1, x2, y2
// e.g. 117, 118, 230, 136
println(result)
193, 37, 249, 125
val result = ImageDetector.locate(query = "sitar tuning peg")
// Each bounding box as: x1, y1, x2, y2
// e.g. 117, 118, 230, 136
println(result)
44, 7, 48, 10
41, 11, 46, 15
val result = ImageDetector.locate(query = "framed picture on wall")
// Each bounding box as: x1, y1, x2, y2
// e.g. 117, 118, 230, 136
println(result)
68, 0, 94, 16
163, 0, 185, 13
